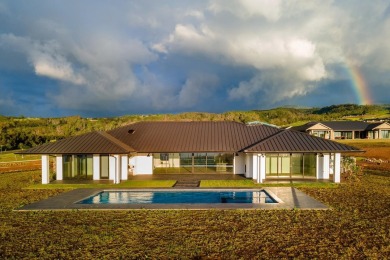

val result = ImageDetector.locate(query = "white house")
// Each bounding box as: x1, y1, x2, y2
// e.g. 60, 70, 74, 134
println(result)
20, 121, 361, 184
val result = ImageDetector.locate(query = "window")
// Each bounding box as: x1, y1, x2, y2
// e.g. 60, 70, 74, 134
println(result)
63, 155, 93, 179
382, 130, 390, 139
160, 153, 169, 161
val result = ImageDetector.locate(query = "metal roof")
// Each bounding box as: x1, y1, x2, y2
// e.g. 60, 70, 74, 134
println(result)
18, 131, 135, 154
245, 130, 361, 153
19, 121, 361, 154
108, 121, 280, 152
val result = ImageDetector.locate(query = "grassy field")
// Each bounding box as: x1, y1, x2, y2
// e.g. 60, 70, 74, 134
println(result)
0, 151, 40, 162
0, 170, 389, 258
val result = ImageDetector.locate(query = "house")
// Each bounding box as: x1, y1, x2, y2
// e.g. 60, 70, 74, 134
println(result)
290, 121, 390, 140
19, 121, 361, 184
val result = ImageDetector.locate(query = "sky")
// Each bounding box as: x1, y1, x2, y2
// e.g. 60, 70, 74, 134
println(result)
0, 0, 390, 117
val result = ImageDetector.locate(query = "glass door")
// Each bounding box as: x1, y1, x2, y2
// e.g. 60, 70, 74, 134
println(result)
100, 155, 109, 179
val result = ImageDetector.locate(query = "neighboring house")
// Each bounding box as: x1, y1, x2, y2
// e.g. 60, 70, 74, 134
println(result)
290, 121, 390, 140
19, 121, 361, 184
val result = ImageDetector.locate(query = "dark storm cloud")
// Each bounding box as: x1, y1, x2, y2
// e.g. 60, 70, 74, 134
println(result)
0, 0, 389, 117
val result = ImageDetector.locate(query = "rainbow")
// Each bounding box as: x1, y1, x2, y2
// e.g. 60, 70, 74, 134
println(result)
346, 63, 373, 105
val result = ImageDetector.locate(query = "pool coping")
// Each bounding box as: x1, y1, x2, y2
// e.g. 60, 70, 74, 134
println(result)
16, 187, 328, 211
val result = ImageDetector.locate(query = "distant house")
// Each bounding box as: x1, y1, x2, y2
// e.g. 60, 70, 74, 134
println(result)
290, 121, 390, 140
19, 121, 361, 184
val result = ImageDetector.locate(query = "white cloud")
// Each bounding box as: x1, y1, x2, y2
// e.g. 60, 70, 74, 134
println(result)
0, 0, 390, 116
209, 0, 282, 21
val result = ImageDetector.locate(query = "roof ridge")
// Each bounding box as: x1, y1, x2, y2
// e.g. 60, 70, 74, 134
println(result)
241, 129, 286, 152
97, 131, 135, 152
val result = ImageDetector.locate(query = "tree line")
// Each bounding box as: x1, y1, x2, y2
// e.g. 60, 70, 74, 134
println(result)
0, 104, 388, 151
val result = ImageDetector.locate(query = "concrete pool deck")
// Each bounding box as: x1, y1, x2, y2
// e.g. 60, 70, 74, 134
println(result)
16, 187, 328, 210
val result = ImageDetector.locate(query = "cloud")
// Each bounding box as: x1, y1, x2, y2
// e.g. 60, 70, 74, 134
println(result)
178, 73, 219, 107
0, 0, 389, 116
209, 0, 282, 21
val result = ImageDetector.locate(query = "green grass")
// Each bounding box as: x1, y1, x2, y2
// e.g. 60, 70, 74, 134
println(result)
200, 179, 260, 187
200, 179, 339, 188
0, 151, 40, 162
1, 170, 389, 258
26, 180, 176, 189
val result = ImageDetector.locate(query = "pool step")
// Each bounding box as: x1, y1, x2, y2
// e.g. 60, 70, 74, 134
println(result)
173, 180, 200, 188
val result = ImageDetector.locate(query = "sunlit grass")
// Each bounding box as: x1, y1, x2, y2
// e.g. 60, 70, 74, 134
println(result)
200, 180, 339, 188
0, 151, 40, 162
26, 180, 176, 189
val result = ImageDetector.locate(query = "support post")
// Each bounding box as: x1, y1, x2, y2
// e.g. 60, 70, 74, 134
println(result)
334, 153, 341, 183
257, 154, 266, 183
121, 155, 128, 181
323, 154, 330, 179
114, 155, 121, 184
56, 155, 63, 181
93, 155, 100, 180
252, 154, 258, 181
42, 155, 50, 184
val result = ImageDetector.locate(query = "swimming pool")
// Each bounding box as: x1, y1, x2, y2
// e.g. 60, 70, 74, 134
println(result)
77, 190, 277, 204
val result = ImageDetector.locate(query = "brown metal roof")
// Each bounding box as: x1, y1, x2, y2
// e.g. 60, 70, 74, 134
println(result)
108, 121, 281, 153
18, 131, 135, 154
19, 121, 361, 154
245, 130, 361, 153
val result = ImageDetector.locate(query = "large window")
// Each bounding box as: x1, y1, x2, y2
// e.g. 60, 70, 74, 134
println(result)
334, 131, 352, 139
63, 155, 93, 179
312, 131, 327, 138
382, 130, 390, 139
153, 153, 234, 174
266, 153, 316, 178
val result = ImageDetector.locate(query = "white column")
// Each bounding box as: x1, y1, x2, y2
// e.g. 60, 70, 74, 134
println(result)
56, 155, 63, 181
115, 155, 121, 184
93, 155, 100, 180
334, 153, 341, 183
316, 154, 323, 179
252, 154, 258, 180
121, 155, 128, 181
323, 154, 330, 179
245, 155, 252, 178
42, 155, 50, 184
257, 154, 266, 183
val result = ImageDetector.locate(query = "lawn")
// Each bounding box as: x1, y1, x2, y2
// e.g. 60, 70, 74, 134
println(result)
27, 180, 176, 189
0, 170, 389, 258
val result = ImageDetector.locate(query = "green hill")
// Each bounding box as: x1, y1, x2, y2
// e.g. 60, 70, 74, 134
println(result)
0, 104, 389, 151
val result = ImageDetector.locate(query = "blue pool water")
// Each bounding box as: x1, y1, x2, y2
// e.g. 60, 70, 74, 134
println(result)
77, 190, 277, 204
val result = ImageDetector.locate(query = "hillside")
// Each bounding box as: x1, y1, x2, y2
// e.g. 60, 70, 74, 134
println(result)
0, 104, 389, 151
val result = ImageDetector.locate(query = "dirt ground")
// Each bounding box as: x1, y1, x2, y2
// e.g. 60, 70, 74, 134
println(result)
0, 160, 42, 173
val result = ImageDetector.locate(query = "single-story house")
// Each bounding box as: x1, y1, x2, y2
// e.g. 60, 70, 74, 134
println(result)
19, 121, 361, 184
290, 121, 390, 140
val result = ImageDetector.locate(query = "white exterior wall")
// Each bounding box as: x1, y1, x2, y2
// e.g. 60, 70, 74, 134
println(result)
317, 153, 330, 180
252, 154, 258, 180
121, 155, 129, 180
42, 155, 50, 184
334, 153, 341, 183
109, 156, 116, 181
316, 154, 323, 179
257, 154, 266, 183
93, 155, 100, 180
245, 154, 252, 178
323, 154, 330, 179
131, 153, 153, 175
56, 155, 63, 181
234, 153, 246, 175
